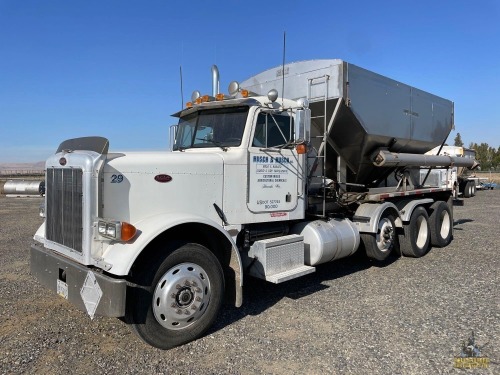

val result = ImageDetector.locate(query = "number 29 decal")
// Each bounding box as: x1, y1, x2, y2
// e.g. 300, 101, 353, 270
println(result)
111, 174, 124, 183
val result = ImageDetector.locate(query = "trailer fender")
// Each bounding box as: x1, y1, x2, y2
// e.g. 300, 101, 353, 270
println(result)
395, 198, 434, 222
353, 202, 402, 233
100, 213, 243, 307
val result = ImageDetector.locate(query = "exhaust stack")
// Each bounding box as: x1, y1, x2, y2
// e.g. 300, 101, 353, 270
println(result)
211, 65, 220, 96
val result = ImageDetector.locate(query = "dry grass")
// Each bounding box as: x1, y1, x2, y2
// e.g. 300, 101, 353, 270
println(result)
472, 172, 500, 183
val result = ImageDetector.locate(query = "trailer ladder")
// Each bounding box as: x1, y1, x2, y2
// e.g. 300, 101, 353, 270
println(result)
307, 74, 343, 217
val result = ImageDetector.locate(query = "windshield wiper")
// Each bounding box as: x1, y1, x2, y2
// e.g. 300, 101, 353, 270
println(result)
259, 140, 295, 151
276, 140, 294, 149
195, 138, 227, 152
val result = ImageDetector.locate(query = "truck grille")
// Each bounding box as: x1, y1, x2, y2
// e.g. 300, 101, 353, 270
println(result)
46, 168, 84, 252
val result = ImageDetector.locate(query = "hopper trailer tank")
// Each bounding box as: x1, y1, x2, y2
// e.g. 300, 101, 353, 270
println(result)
30, 59, 477, 349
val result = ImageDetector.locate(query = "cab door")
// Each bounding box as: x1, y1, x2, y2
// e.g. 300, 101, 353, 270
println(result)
247, 110, 303, 214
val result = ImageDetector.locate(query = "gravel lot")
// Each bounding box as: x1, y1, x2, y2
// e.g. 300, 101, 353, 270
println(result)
0, 191, 498, 374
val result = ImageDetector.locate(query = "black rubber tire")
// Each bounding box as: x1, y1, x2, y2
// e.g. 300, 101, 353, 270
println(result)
126, 243, 224, 349
361, 213, 398, 261
399, 206, 431, 258
471, 183, 476, 196
429, 201, 453, 247
463, 181, 472, 198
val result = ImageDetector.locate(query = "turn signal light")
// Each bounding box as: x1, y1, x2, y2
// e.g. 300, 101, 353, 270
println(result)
296, 143, 307, 154
241, 89, 249, 98
121, 222, 137, 242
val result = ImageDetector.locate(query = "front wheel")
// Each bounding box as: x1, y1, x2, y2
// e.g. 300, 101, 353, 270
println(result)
126, 243, 224, 349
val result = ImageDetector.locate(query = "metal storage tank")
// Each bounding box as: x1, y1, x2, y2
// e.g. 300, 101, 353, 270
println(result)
3, 180, 45, 196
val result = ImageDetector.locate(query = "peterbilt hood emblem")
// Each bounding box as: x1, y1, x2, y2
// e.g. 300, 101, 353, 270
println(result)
59, 157, 67, 166
154, 174, 172, 183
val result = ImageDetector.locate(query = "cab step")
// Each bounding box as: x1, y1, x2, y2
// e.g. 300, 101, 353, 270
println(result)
247, 234, 315, 284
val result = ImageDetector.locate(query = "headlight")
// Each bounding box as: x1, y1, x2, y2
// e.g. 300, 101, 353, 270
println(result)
97, 219, 136, 242
106, 225, 116, 238
98, 221, 107, 235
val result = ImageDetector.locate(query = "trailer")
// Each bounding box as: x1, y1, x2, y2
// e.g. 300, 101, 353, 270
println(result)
30, 60, 476, 349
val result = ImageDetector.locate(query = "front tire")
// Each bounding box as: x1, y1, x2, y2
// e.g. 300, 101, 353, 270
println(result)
399, 206, 431, 257
126, 243, 224, 349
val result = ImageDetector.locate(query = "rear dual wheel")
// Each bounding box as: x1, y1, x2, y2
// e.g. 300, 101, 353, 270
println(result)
399, 206, 430, 258
429, 201, 453, 247
463, 181, 475, 198
362, 213, 398, 261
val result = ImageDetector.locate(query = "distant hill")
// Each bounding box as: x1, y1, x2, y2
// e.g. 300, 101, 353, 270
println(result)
0, 162, 45, 171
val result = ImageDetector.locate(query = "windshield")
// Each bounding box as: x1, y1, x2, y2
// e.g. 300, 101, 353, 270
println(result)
173, 106, 249, 151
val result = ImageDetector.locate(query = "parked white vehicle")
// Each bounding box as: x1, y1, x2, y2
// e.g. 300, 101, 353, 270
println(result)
424, 146, 479, 198
31, 60, 476, 349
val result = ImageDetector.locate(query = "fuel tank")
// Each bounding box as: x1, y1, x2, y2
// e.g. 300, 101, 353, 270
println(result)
290, 218, 360, 266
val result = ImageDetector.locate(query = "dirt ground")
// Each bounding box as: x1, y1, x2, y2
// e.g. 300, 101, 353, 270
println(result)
0, 191, 498, 374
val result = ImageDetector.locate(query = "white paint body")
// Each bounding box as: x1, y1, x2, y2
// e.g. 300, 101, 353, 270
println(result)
35, 97, 307, 278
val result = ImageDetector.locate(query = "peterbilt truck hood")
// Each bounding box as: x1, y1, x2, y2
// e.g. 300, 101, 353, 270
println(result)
102, 151, 225, 224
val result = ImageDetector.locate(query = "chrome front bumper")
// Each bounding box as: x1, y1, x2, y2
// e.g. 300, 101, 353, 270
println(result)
30, 242, 127, 318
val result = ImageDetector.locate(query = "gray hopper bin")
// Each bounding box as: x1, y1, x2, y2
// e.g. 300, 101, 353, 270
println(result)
241, 60, 454, 186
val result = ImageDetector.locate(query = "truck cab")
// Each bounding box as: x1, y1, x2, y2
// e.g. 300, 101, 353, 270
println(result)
170, 95, 310, 224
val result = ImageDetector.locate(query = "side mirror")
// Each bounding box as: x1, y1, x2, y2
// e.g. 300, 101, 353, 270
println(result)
295, 109, 311, 143
168, 125, 178, 151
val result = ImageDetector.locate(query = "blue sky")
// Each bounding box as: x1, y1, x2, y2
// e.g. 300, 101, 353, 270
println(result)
1, 0, 499, 162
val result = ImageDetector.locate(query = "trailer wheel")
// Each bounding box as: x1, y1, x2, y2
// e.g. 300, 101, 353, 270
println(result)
429, 201, 452, 247
361, 213, 398, 261
126, 243, 224, 349
471, 182, 476, 196
463, 181, 472, 198
399, 206, 430, 257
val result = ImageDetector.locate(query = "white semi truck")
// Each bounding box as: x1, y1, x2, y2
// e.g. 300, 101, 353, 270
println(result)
423, 146, 479, 198
31, 60, 476, 349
